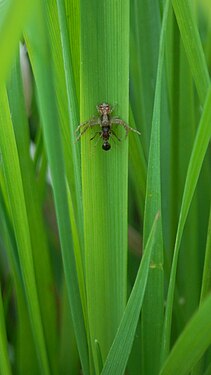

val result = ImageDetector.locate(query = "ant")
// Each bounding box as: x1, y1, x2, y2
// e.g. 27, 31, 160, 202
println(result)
75, 103, 141, 151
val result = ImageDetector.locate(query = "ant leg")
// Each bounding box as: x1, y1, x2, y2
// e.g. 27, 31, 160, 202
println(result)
112, 118, 141, 138
111, 129, 121, 142
90, 131, 103, 147
90, 131, 101, 141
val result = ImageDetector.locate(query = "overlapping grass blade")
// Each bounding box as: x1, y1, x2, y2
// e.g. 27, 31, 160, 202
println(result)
0, 0, 36, 84
0, 85, 50, 374
0, 169, 40, 374
7, 55, 58, 373
162, 84, 211, 361
47, 0, 83, 240
141, 1, 171, 373
128, 107, 147, 215
192, 205, 211, 375
0, 286, 12, 375
160, 294, 211, 375
172, 0, 210, 103
200, 207, 211, 301
23, 2, 89, 373
56, 0, 82, 227
101, 213, 160, 375
130, 0, 161, 152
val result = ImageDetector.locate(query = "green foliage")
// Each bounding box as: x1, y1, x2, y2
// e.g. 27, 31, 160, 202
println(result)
0, 0, 210, 374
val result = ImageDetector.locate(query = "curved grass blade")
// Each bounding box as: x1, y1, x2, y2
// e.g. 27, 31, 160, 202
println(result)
0, 286, 12, 375
7, 54, 58, 373
0, 0, 36, 84
0, 85, 50, 374
191, 205, 211, 374
161, 84, 211, 362
55, 0, 83, 231
0, 169, 40, 374
23, 2, 89, 373
172, 0, 210, 104
160, 294, 211, 375
200, 206, 211, 302
101, 213, 160, 375
141, 1, 171, 372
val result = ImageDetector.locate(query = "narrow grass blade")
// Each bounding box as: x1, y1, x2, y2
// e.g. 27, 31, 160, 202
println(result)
59, 284, 80, 375
56, 0, 82, 224
64, 0, 80, 100
0, 286, 12, 375
141, 1, 171, 373
167, 11, 201, 321
0, 178, 40, 374
48, 0, 83, 241
191, 205, 211, 374
101, 213, 160, 375
129, 107, 147, 215
161, 84, 211, 362
37, 0, 86, 308
23, 2, 89, 373
172, 0, 210, 104
200, 206, 211, 301
0, 0, 36, 83
130, 0, 161, 152
160, 294, 211, 375
7, 55, 58, 373
0, 85, 50, 374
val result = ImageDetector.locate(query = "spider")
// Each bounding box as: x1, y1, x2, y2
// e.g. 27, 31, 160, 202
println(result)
75, 103, 141, 151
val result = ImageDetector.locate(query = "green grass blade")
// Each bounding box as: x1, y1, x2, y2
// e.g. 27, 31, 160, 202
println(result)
0, 286, 12, 375
172, 0, 210, 104
162, 84, 211, 362
192, 205, 211, 375
48, 0, 83, 240
160, 294, 211, 375
129, 107, 147, 215
80, 0, 130, 371
141, 1, 171, 373
130, 0, 161, 152
36, 0, 86, 310
23, 2, 89, 373
166, 10, 201, 321
0, 171, 40, 374
64, 0, 80, 100
0, 85, 50, 374
7, 55, 58, 374
39, 0, 85, 307
200, 206, 211, 301
101, 213, 160, 375
56, 0, 82, 221
0, 0, 36, 83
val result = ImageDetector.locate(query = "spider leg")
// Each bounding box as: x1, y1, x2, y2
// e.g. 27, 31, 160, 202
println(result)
75, 118, 101, 141
75, 117, 99, 133
110, 103, 117, 113
112, 118, 141, 138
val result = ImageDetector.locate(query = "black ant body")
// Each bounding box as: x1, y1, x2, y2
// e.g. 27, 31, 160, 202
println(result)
76, 103, 140, 151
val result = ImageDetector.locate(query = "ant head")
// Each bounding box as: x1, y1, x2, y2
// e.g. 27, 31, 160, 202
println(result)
97, 103, 111, 115
102, 142, 111, 151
